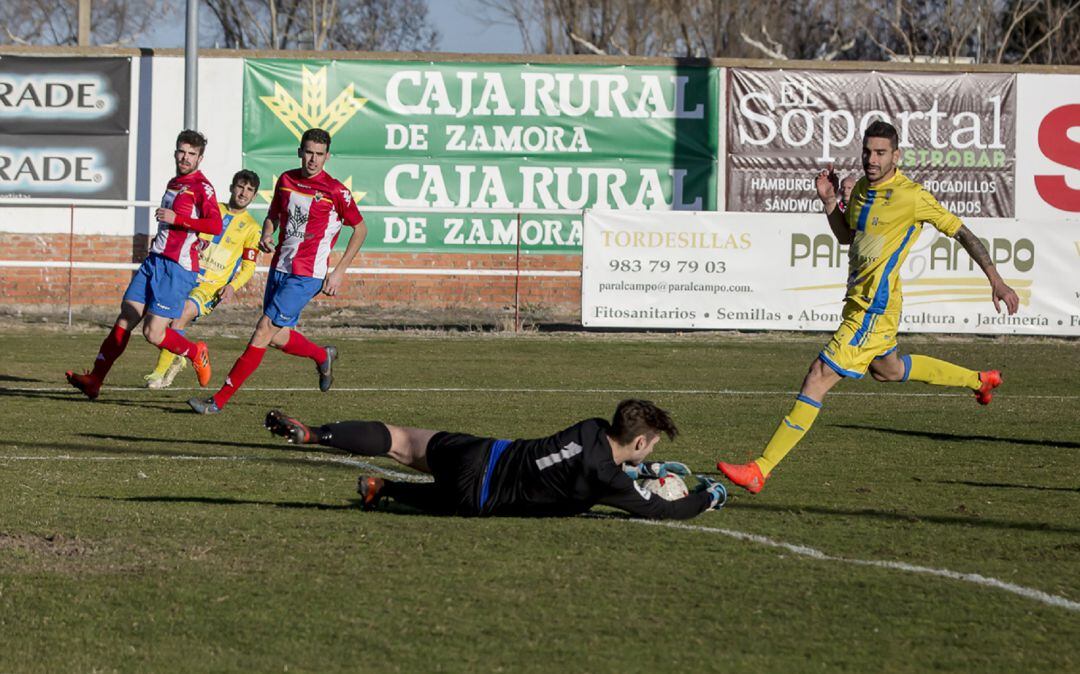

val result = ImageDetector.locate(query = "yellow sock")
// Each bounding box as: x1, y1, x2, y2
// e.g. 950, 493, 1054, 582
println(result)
905, 354, 980, 390
755, 396, 821, 475
151, 348, 178, 377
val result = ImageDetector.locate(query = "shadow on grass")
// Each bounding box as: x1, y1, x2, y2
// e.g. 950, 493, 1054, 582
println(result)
729, 501, 1080, 535
0, 374, 42, 383
0, 388, 184, 412
832, 423, 1080, 449
933, 479, 1080, 494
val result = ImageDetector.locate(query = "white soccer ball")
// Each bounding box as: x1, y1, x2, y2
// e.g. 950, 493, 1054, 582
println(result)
641, 475, 689, 500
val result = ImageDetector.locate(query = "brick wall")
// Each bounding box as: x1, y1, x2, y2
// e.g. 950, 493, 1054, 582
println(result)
0, 233, 582, 323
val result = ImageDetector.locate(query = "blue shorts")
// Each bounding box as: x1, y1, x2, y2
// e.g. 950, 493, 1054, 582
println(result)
263, 270, 323, 327
122, 254, 199, 319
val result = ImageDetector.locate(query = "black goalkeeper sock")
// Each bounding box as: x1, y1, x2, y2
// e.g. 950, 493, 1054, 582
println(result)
316, 420, 392, 456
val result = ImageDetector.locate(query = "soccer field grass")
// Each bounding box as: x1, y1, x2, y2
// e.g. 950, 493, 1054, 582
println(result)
1, 328, 1078, 672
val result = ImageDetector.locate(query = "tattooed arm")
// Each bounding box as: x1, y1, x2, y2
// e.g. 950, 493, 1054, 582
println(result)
815, 166, 853, 244
954, 225, 1020, 315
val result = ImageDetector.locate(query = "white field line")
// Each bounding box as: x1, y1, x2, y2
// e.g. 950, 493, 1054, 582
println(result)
6, 385, 1079, 400
625, 518, 1080, 613
0, 453, 427, 482
2, 451, 1077, 612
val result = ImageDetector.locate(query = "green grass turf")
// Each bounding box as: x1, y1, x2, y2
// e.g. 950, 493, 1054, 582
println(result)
0, 329, 1077, 672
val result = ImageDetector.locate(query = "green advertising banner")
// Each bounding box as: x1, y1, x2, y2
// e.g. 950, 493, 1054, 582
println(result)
243, 59, 719, 253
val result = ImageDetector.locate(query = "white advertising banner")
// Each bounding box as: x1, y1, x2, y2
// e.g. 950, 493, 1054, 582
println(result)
582, 210, 1080, 335
1015, 74, 1080, 219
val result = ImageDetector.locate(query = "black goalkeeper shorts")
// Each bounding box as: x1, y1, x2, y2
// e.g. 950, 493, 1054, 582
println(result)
425, 431, 494, 516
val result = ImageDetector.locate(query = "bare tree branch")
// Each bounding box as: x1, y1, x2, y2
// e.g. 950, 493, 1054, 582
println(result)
739, 30, 786, 60
1016, 0, 1080, 62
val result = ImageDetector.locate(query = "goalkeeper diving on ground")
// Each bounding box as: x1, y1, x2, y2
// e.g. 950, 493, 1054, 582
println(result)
264, 399, 725, 519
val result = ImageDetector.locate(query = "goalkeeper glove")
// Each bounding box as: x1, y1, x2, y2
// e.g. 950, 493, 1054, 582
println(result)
622, 461, 692, 481
694, 476, 728, 510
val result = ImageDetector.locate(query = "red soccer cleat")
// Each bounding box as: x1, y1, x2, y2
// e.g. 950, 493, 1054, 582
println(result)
974, 370, 1003, 406
717, 461, 767, 494
191, 342, 212, 387
65, 370, 101, 400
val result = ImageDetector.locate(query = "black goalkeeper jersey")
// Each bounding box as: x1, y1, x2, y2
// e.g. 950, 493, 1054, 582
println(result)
478, 418, 712, 519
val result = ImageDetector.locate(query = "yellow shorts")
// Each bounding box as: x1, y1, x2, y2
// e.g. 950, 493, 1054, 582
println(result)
187, 281, 227, 319
819, 301, 899, 379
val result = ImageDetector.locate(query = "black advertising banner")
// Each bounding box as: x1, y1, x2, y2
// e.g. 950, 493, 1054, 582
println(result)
727, 69, 1016, 217
0, 55, 130, 134
0, 134, 129, 199
0, 55, 131, 199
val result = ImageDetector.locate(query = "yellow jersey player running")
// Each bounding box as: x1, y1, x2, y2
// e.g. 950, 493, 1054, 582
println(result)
717, 121, 1021, 494
144, 169, 263, 388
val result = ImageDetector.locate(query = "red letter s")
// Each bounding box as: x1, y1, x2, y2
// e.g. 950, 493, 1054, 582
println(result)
1034, 104, 1080, 212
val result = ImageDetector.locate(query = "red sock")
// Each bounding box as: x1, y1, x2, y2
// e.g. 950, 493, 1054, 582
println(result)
89, 324, 131, 382
158, 328, 197, 358
212, 345, 266, 408
281, 330, 327, 365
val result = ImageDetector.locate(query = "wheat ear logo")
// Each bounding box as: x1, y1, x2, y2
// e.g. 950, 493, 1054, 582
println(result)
258, 65, 368, 205
260, 66, 368, 139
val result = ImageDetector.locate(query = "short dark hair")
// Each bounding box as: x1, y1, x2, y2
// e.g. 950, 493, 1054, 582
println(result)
610, 399, 679, 444
301, 128, 331, 150
864, 120, 899, 150
176, 129, 208, 154
232, 169, 260, 190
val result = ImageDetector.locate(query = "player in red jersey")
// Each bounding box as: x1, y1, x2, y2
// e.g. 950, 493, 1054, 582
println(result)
66, 130, 223, 400
188, 128, 367, 414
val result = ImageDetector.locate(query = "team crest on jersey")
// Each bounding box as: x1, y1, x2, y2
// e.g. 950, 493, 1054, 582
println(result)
313, 191, 324, 203
884, 189, 893, 201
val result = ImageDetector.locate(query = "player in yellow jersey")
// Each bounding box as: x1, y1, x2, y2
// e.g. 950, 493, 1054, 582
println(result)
144, 170, 263, 388
717, 121, 1021, 494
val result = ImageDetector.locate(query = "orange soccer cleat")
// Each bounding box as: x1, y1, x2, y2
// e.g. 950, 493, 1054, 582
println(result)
65, 370, 101, 400
974, 370, 1003, 406
357, 476, 385, 511
717, 461, 768, 494
191, 342, 212, 387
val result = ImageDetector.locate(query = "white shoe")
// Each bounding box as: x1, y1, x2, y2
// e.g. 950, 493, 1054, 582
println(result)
159, 356, 188, 388
144, 372, 165, 389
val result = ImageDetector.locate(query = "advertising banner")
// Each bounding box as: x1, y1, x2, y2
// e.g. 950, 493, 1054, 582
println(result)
726, 69, 1016, 218
0, 55, 131, 199
1015, 74, 1080, 218
582, 210, 1079, 335
0, 134, 128, 199
243, 59, 718, 253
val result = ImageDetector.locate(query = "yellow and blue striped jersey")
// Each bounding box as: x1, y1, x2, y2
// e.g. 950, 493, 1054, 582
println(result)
197, 203, 262, 289
843, 169, 962, 314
